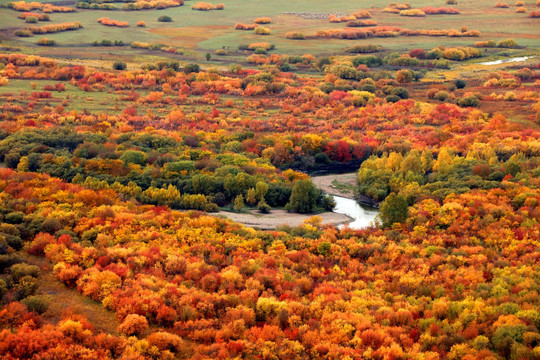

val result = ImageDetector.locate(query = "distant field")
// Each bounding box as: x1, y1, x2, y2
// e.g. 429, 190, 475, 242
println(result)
0, 0, 539, 62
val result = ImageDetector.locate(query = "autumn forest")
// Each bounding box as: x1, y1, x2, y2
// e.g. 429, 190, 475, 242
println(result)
0, 0, 539, 359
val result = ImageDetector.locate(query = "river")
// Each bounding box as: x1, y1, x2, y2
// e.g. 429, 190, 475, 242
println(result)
331, 194, 379, 230
479, 56, 533, 66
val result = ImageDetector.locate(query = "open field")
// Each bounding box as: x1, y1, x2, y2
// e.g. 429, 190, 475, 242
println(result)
1, 0, 539, 62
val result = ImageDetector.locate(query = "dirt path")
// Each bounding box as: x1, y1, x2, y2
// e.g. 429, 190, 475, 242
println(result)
217, 209, 352, 230
310, 173, 358, 199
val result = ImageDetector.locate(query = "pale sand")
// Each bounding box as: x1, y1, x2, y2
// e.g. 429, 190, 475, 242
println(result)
310, 173, 357, 199
217, 209, 353, 230
216, 173, 358, 229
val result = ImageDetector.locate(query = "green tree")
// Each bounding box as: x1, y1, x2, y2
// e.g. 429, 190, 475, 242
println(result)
112, 61, 127, 71
255, 181, 269, 201
234, 194, 244, 212
286, 179, 317, 213
257, 198, 271, 213
246, 188, 257, 206
321, 194, 336, 211
379, 193, 409, 227
120, 150, 146, 166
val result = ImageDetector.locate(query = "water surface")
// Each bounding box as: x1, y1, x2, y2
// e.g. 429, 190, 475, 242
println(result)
479, 56, 532, 66
331, 195, 379, 230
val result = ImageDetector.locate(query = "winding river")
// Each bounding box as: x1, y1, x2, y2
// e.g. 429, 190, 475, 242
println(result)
479, 56, 533, 66
331, 195, 379, 230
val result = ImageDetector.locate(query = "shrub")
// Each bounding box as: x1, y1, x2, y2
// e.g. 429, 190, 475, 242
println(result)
119, 314, 149, 336
494, 2, 509, 8
353, 55, 383, 67
515, 1, 524, 5
497, 38, 518, 48
254, 26, 271, 35
285, 32, 305, 39
389, 55, 420, 66
516, 67, 532, 80
457, 95, 480, 107
112, 61, 127, 70
26, 22, 83, 34
14, 275, 38, 299
136, 21, 146, 27
0, 254, 24, 272
516, 6, 527, 12
426, 48, 443, 59
442, 47, 482, 60
346, 19, 377, 27
475, 40, 497, 47
434, 90, 451, 101
386, 94, 400, 103
504, 91, 517, 101
37, 38, 55, 46
409, 48, 426, 59
422, 7, 460, 14
392, 87, 409, 99
5, 212, 24, 224
529, 11, 540, 17
0, 278, 6, 298
446, 0, 457, 4
235, 23, 256, 30
147, 332, 184, 352
257, 199, 271, 213
454, 79, 467, 89
396, 69, 414, 83
14, 29, 33, 37
10, 263, 40, 282
248, 42, 274, 51
2, 233, 23, 250
254, 17, 271, 24
25, 16, 38, 23
400, 9, 426, 16
351, 10, 371, 18
184, 63, 200, 73
158, 15, 172, 22
443, 48, 465, 60
385, 2, 411, 11
21, 295, 49, 314
18, 12, 49, 21
191, 2, 224, 10
28, 233, 55, 255
383, 7, 401, 13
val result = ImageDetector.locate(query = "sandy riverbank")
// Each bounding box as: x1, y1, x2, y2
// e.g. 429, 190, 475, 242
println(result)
217, 209, 353, 230
310, 173, 357, 199
216, 173, 361, 229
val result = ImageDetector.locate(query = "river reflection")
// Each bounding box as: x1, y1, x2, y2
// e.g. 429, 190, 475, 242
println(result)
332, 195, 379, 230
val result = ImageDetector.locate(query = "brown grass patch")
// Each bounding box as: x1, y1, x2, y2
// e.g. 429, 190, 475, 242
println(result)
149, 25, 230, 47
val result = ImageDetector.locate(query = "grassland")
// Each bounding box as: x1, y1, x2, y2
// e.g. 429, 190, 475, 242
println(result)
1, 0, 539, 65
